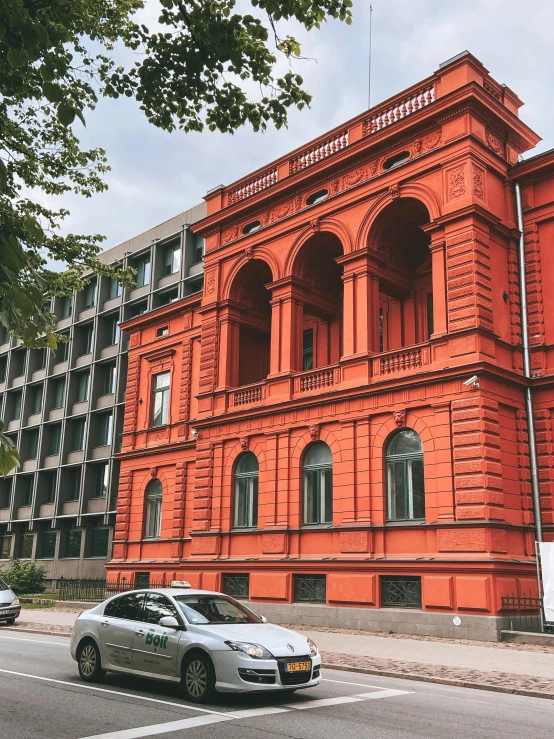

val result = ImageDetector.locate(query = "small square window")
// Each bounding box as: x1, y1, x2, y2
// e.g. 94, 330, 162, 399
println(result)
156, 326, 169, 337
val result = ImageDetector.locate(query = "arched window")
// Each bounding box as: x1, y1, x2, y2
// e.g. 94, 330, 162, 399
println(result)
386, 429, 425, 521
303, 442, 332, 525
144, 479, 162, 539
234, 453, 258, 528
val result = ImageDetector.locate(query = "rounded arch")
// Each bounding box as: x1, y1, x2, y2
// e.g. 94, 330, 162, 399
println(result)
223, 440, 267, 482
355, 183, 442, 251
373, 413, 435, 455
234, 451, 259, 475
285, 219, 352, 277
302, 440, 333, 467
222, 251, 279, 301
290, 429, 343, 474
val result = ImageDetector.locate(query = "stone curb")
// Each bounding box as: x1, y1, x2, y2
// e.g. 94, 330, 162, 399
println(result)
322, 662, 554, 700
4, 625, 552, 701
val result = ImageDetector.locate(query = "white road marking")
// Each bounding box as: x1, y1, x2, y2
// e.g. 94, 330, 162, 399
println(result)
230, 706, 290, 718
323, 677, 392, 689
78, 689, 413, 738
284, 687, 413, 711
353, 689, 414, 700
285, 695, 364, 709
0, 634, 67, 646
0, 669, 232, 716
79, 714, 231, 739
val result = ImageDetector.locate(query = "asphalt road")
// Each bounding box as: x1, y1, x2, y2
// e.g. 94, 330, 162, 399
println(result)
0, 629, 552, 739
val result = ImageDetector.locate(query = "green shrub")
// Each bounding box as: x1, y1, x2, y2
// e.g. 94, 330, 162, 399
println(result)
2, 560, 46, 594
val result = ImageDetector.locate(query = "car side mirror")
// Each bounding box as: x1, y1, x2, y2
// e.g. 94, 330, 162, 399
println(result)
260, 615, 267, 624
159, 616, 183, 629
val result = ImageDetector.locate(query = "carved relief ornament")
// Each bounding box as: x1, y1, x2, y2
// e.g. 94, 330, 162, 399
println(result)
448, 164, 466, 199
239, 436, 249, 451
308, 424, 320, 440
393, 409, 406, 428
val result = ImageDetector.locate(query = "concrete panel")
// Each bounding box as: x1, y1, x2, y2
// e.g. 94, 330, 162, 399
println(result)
96, 393, 115, 409
44, 455, 60, 468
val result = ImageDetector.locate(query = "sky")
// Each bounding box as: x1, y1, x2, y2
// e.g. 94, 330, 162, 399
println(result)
47, 0, 554, 254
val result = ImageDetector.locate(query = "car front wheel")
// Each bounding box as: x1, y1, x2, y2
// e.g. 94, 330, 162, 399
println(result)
77, 640, 106, 682
181, 652, 215, 703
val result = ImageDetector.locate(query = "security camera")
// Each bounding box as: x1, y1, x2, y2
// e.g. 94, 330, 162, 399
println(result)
463, 375, 479, 388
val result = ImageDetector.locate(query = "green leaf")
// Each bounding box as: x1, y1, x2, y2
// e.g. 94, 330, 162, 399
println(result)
7, 49, 28, 68
57, 103, 76, 127
42, 82, 64, 103
23, 216, 44, 241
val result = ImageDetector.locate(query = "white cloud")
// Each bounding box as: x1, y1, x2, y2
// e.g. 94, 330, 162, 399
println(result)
48, 0, 554, 257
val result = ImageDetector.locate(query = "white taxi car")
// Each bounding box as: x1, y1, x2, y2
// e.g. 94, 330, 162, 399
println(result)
70, 582, 321, 703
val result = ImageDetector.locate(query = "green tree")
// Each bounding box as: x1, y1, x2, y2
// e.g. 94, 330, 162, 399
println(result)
0, 0, 352, 474
1, 559, 47, 594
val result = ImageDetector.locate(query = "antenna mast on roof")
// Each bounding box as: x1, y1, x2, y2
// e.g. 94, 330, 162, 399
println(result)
368, 4, 373, 109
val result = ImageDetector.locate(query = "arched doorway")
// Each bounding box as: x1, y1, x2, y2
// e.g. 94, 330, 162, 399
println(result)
229, 259, 273, 387
292, 232, 344, 370
369, 198, 432, 351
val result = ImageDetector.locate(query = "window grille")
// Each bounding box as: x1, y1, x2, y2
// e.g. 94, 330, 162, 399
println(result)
293, 574, 326, 603
381, 576, 422, 608
222, 573, 250, 599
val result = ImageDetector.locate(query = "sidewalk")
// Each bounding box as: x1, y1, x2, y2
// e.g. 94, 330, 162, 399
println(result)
5, 608, 554, 699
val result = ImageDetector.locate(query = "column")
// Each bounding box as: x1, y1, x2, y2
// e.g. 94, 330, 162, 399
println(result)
430, 238, 448, 337
268, 278, 304, 376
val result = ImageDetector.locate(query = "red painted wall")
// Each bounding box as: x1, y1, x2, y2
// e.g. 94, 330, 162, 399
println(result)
108, 53, 554, 619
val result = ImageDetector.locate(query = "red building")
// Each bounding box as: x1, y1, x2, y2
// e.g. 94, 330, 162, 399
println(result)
107, 52, 554, 639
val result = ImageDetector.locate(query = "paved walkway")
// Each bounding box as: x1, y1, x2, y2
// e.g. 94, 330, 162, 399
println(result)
302, 629, 554, 680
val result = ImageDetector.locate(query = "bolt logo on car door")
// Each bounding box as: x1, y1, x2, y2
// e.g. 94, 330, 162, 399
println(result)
145, 629, 169, 649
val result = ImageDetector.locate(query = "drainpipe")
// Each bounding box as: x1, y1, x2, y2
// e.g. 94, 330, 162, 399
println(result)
514, 181, 543, 542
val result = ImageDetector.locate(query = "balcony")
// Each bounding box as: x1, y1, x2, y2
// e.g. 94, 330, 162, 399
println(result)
372, 343, 431, 378
294, 366, 339, 394
232, 383, 265, 407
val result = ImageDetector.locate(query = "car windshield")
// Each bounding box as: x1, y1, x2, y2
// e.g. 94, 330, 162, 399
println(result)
0, 579, 9, 591
173, 595, 261, 625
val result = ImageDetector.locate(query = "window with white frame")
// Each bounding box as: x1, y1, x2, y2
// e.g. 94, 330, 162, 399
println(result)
151, 371, 170, 427
386, 429, 425, 521
302, 442, 333, 525
233, 453, 258, 528
144, 479, 162, 539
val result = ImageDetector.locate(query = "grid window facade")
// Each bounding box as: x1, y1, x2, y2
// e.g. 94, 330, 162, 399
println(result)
0, 204, 205, 582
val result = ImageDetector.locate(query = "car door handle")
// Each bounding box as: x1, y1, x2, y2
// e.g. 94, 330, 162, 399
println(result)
100, 620, 109, 627
135, 629, 146, 637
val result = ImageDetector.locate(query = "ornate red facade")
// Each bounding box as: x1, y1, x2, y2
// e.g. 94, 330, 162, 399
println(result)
107, 53, 554, 629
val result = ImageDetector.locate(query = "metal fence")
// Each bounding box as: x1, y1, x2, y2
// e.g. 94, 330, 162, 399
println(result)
501, 593, 554, 633
57, 577, 168, 602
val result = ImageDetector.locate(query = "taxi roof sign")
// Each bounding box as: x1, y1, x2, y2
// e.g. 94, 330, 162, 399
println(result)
170, 580, 192, 588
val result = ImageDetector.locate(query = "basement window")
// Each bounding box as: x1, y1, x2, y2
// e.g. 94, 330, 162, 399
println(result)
306, 189, 329, 206
382, 151, 410, 171
242, 220, 261, 235
156, 326, 169, 338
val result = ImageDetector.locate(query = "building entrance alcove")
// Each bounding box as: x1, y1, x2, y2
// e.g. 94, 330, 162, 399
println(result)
292, 232, 344, 371
229, 259, 273, 387
370, 198, 432, 352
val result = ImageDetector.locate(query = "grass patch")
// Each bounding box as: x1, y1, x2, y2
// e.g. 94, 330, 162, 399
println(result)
21, 601, 55, 609
19, 593, 59, 599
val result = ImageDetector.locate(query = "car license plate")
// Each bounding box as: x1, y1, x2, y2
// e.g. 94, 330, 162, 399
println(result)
0, 610, 11, 616
284, 661, 310, 673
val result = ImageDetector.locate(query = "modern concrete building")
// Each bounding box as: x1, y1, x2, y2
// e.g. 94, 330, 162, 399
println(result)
0, 202, 206, 587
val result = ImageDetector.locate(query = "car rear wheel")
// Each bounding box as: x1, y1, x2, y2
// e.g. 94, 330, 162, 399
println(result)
77, 640, 106, 682
181, 652, 215, 703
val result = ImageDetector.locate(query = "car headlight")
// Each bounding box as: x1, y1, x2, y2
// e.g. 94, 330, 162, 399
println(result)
225, 640, 273, 659
307, 637, 318, 657
11, 597, 20, 607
